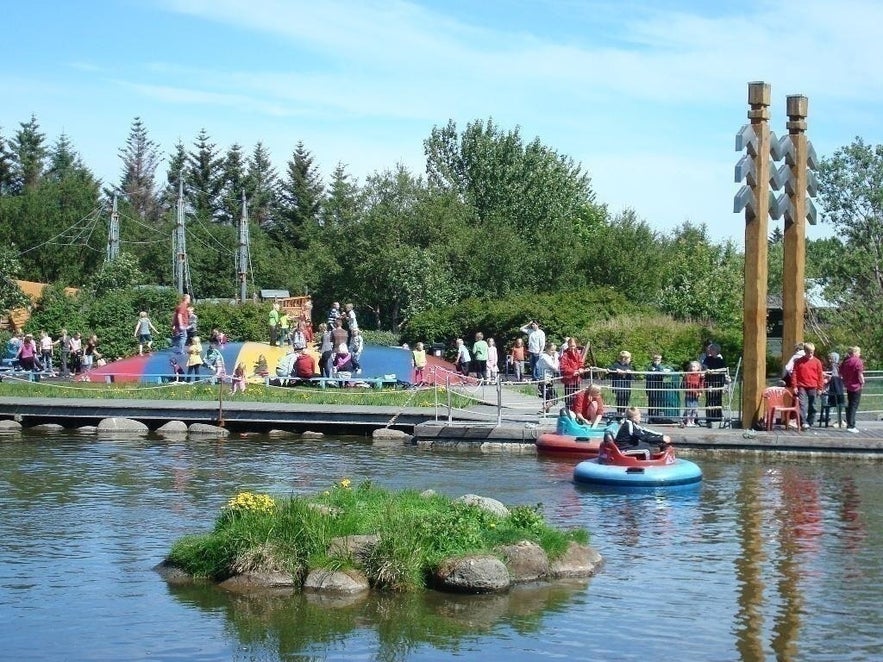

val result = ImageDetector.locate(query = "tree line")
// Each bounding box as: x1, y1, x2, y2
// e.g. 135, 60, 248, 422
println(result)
0, 114, 879, 363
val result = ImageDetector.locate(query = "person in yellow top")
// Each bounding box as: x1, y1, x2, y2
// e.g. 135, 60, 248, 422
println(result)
278, 310, 290, 346
186, 335, 203, 382
412, 342, 427, 385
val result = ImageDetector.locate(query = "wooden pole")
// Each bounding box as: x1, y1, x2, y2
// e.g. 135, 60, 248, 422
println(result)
782, 95, 808, 365
741, 82, 771, 429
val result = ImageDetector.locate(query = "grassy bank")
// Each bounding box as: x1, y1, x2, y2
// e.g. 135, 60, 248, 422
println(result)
168, 481, 588, 592
0, 379, 473, 408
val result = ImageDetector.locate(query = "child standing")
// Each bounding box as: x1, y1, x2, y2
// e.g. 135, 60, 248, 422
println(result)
486, 338, 499, 381
509, 338, 525, 381
682, 360, 704, 427
186, 336, 203, 382
133, 311, 158, 355
412, 342, 427, 385
231, 362, 246, 393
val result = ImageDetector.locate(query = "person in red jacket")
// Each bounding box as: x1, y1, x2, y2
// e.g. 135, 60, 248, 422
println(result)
789, 341, 825, 430
559, 337, 586, 409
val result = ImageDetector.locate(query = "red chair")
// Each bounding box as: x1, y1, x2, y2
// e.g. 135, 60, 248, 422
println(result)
763, 386, 802, 431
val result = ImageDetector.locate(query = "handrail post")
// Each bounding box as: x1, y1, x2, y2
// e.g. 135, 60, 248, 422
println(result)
496, 374, 502, 425
447, 373, 452, 424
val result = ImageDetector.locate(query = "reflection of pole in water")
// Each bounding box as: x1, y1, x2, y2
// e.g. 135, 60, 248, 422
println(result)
771, 468, 819, 660
734, 468, 765, 661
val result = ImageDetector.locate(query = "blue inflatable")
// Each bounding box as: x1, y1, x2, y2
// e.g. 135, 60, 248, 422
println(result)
573, 440, 702, 488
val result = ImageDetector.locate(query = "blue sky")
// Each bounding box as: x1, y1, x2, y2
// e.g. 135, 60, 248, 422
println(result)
3, 0, 882, 244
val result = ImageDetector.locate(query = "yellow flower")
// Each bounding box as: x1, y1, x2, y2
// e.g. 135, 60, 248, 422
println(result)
224, 491, 276, 515
339, 478, 351, 489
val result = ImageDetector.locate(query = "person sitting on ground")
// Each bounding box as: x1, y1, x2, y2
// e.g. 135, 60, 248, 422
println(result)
614, 406, 671, 452
253, 354, 269, 378
293, 348, 317, 380
334, 343, 354, 373
275, 349, 296, 384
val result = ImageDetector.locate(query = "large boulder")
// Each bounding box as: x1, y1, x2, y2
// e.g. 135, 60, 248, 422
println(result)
156, 420, 188, 437
303, 569, 370, 594
219, 571, 298, 592
97, 417, 149, 434
497, 541, 550, 583
0, 420, 22, 434
455, 494, 509, 518
549, 542, 603, 578
188, 423, 230, 437
433, 555, 511, 593
372, 428, 411, 444
327, 534, 380, 563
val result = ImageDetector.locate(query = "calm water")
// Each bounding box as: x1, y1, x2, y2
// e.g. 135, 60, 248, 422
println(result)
0, 429, 881, 661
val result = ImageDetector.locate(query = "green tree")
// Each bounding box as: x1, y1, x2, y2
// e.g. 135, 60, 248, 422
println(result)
277, 141, 324, 248
655, 222, 744, 328
0, 245, 29, 317
88, 252, 145, 297
424, 118, 605, 293
187, 129, 224, 221
118, 117, 161, 221
218, 143, 246, 226
817, 137, 883, 355
245, 142, 279, 229
162, 139, 188, 210
10, 114, 47, 193
0, 126, 14, 195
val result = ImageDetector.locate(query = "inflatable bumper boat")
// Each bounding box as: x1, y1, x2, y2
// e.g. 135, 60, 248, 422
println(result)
573, 436, 702, 488
536, 412, 617, 458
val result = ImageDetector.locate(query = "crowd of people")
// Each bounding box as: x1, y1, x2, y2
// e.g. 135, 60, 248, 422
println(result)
1, 301, 869, 430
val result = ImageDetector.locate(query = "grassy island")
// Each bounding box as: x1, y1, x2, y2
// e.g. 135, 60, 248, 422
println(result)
167, 481, 589, 592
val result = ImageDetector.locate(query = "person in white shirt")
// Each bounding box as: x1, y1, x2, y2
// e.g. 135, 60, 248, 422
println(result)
519, 321, 546, 379
535, 342, 560, 414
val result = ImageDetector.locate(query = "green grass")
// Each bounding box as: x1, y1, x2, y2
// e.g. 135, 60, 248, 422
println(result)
167, 481, 589, 592
0, 380, 472, 408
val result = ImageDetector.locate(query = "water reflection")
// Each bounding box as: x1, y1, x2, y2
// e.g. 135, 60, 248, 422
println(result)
165, 578, 587, 661
1, 434, 882, 660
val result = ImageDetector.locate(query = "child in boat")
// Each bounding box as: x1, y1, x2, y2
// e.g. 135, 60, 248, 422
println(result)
682, 361, 704, 427
614, 407, 671, 452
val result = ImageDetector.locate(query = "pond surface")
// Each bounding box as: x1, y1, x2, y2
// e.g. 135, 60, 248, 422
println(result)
0, 430, 881, 661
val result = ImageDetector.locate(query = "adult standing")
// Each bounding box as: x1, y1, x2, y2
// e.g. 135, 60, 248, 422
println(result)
789, 341, 825, 430
330, 318, 348, 353
57, 329, 72, 377
535, 342, 560, 414
840, 346, 865, 433
16, 334, 39, 371
559, 337, 585, 407
69, 332, 83, 374
701, 343, 727, 428
344, 303, 358, 342
520, 321, 546, 379
472, 332, 489, 380
608, 350, 634, 418
318, 323, 334, 378
268, 301, 280, 346
172, 294, 190, 354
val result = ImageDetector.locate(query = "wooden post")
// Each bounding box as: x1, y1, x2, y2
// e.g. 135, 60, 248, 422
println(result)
782, 95, 808, 365
741, 82, 771, 429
